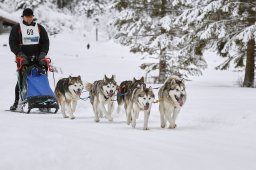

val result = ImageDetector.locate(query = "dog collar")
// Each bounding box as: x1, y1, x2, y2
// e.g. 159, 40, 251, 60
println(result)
104, 95, 109, 101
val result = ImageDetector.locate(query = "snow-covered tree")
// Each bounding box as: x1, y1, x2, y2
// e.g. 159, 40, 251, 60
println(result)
174, 0, 256, 87
55, 0, 71, 8
0, 0, 76, 35
14, 0, 45, 9
72, 0, 110, 18
113, 0, 206, 83
70, 0, 113, 41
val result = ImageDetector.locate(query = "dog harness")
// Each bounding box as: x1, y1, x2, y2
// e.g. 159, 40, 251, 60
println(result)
20, 22, 40, 45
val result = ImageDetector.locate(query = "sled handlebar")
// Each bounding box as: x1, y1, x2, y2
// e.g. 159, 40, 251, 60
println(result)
15, 56, 54, 72
40, 57, 54, 72
15, 56, 26, 71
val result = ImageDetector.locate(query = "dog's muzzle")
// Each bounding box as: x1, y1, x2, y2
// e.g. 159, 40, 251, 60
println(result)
74, 89, 82, 96
144, 103, 149, 110
107, 90, 114, 97
175, 94, 184, 107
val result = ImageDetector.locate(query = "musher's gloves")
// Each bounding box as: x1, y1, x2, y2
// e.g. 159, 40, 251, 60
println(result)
39, 59, 47, 67
38, 52, 47, 59
17, 52, 27, 59
16, 52, 28, 66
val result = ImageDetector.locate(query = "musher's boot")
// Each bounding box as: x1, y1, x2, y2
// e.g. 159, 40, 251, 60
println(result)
10, 100, 18, 111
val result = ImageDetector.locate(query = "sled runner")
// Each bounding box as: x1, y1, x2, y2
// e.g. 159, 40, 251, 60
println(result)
16, 57, 59, 113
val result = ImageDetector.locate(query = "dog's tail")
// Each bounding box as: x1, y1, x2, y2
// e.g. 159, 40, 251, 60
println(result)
84, 82, 93, 91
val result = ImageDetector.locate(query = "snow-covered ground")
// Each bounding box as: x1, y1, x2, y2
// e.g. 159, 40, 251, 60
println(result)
0, 30, 256, 170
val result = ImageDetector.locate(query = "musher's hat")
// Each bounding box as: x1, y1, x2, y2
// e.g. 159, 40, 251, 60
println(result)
21, 8, 34, 17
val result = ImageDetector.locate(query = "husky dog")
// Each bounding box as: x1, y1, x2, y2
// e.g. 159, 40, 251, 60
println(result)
158, 75, 186, 129
117, 77, 145, 113
85, 75, 117, 122
125, 85, 155, 130
55, 76, 84, 119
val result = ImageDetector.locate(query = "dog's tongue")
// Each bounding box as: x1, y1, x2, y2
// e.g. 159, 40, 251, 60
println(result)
75, 91, 81, 96
178, 97, 184, 107
144, 105, 149, 110
108, 93, 114, 97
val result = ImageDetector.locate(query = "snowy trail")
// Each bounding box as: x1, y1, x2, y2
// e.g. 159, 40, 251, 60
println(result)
0, 32, 256, 170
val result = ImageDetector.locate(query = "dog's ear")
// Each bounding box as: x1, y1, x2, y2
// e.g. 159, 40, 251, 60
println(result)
133, 77, 136, 82
140, 76, 144, 82
140, 84, 144, 91
67, 76, 72, 84
111, 75, 116, 81
171, 79, 176, 87
181, 78, 186, 89
181, 78, 185, 83
104, 74, 107, 82
148, 86, 152, 92
78, 75, 81, 80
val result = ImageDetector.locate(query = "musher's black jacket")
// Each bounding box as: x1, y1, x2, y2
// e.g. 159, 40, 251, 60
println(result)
9, 21, 49, 57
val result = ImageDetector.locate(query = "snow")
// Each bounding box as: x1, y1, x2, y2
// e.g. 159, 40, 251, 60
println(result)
0, 9, 19, 23
0, 28, 256, 170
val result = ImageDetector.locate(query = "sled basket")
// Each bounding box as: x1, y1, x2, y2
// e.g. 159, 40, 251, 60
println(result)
21, 66, 59, 113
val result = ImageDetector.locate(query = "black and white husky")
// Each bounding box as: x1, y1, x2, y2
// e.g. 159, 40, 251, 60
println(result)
125, 85, 155, 130
55, 76, 84, 119
85, 75, 117, 122
158, 75, 186, 129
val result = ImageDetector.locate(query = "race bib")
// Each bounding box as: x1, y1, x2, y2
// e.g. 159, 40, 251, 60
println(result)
20, 22, 40, 45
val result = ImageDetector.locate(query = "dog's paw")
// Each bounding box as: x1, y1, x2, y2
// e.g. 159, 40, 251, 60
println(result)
63, 115, 68, 118
127, 117, 132, 125
70, 116, 75, 120
161, 123, 166, 128
108, 117, 113, 122
132, 123, 136, 128
143, 127, 149, 130
95, 119, 100, 123
169, 124, 177, 129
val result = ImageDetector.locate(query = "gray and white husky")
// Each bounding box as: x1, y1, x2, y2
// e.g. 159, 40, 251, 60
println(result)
117, 77, 145, 114
125, 85, 155, 130
85, 75, 117, 122
158, 75, 186, 129
55, 76, 84, 119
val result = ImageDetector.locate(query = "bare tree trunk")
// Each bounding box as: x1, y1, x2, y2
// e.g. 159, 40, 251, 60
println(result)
0, 22, 3, 33
243, 39, 255, 87
243, 0, 255, 87
159, 49, 167, 83
57, 0, 63, 8
160, 0, 167, 16
96, 27, 98, 41
158, 0, 168, 84
57, 0, 69, 8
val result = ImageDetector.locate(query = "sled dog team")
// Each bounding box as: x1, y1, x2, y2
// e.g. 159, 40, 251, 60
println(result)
55, 75, 187, 130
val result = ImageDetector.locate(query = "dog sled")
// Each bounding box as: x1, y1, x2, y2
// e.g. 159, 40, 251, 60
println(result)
15, 57, 59, 113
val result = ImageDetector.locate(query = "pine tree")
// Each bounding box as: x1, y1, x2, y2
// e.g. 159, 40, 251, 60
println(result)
55, 0, 71, 8
174, 0, 256, 87
113, 0, 206, 83
15, 0, 44, 9
72, 0, 109, 18
70, 0, 113, 41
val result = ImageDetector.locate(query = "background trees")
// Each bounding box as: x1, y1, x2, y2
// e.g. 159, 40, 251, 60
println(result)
1, 0, 255, 86
113, 0, 206, 83
174, 0, 256, 87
